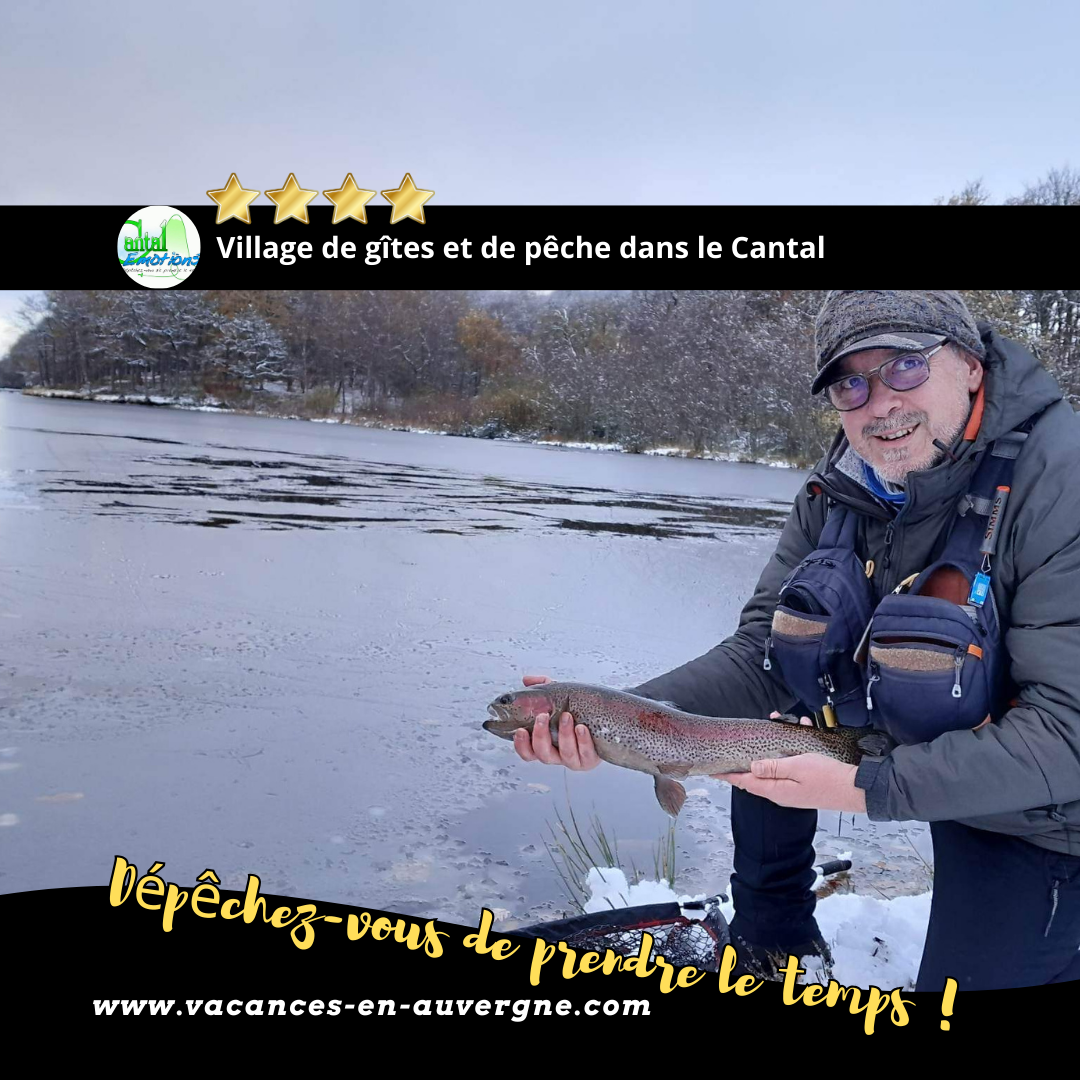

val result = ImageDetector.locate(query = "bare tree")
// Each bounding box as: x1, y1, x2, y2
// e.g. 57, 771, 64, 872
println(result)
1004, 166, 1080, 206
934, 179, 991, 205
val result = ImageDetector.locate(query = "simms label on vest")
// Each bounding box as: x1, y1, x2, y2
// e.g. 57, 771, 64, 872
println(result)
980, 486, 1011, 557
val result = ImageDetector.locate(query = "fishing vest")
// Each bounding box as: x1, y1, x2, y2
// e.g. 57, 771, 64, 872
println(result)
762, 418, 1038, 746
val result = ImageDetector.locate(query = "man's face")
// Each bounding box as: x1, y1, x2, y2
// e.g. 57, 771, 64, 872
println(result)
834, 345, 984, 484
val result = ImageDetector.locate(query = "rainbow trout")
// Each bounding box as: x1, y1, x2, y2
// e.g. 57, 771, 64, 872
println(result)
484, 682, 894, 817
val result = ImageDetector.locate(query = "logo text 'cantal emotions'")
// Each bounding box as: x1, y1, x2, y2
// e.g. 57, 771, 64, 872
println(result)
118, 206, 201, 288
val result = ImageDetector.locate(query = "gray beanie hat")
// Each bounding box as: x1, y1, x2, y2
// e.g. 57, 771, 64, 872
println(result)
812, 290, 986, 395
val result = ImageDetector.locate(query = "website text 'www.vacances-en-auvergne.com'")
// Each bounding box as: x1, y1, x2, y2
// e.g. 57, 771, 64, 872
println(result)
92, 997, 651, 1018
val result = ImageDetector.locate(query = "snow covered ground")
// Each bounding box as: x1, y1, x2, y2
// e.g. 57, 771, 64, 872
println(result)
23, 387, 228, 410
583, 866, 932, 990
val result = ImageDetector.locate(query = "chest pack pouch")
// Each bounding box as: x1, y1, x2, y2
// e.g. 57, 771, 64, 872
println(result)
764, 506, 876, 727
764, 421, 1033, 744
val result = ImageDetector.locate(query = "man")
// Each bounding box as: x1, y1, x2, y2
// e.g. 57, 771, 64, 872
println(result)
515, 290, 1080, 990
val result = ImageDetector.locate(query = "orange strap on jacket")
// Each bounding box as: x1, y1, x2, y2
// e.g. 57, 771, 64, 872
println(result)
963, 383, 986, 442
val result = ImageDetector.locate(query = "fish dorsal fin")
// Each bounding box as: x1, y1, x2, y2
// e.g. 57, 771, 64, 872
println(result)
654, 776, 687, 817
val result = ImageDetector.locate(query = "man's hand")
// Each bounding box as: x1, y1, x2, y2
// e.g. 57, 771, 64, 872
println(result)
720, 754, 867, 813
512, 674, 600, 771
711, 711, 867, 813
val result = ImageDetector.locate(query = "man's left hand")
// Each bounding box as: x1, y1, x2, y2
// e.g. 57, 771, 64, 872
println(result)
711, 711, 867, 813
716, 753, 867, 813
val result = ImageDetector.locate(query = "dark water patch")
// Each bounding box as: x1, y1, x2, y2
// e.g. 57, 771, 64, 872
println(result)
5, 426, 188, 446
557, 519, 688, 539
595, 497, 788, 525
42, 477, 222, 498
51, 478, 145, 488
298, 475, 354, 487
175, 456, 452, 489
128, 474, 220, 487
485, 476, 614, 497
35, 440, 791, 541
214, 491, 345, 507
596, 498, 694, 514
101, 500, 184, 511
40, 487, 190, 497
483, 477, 530, 489
190, 517, 242, 528
495, 495, 591, 509
203, 509, 409, 525
204, 443, 355, 463
475, 506, 543, 517
661, 506, 788, 529
188, 517, 323, 530
182, 456, 328, 471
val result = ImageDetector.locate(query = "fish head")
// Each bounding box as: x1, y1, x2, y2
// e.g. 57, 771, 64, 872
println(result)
483, 687, 557, 740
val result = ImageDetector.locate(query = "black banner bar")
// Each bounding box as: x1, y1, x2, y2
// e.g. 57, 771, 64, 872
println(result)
14, 205, 1079, 289
0, 886, 1064, 1035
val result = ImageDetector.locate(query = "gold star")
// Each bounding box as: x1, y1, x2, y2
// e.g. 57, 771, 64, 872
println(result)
265, 172, 319, 225
207, 173, 261, 225
323, 173, 377, 225
381, 173, 434, 224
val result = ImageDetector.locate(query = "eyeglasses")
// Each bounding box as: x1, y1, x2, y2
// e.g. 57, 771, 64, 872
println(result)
825, 343, 946, 412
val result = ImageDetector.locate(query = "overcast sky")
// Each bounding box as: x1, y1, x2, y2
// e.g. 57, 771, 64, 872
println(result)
2, 0, 1077, 208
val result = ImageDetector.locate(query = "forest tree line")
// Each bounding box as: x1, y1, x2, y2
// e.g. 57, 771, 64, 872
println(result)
4, 288, 1078, 467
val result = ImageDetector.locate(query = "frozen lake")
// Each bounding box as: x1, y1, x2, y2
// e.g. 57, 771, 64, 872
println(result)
0, 391, 932, 925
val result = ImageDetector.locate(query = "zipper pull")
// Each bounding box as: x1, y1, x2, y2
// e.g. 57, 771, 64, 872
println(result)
893, 572, 919, 596
866, 662, 880, 710
822, 671, 836, 704
763, 635, 773, 671
952, 648, 965, 698
820, 671, 837, 725
882, 522, 894, 572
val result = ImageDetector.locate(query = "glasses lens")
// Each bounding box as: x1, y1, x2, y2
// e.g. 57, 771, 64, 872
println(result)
881, 353, 931, 391
827, 375, 869, 411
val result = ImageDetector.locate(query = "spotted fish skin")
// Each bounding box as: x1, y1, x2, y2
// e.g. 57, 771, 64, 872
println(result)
484, 682, 893, 817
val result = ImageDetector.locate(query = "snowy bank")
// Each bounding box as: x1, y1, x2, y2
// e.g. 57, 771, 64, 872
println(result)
23, 387, 228, 411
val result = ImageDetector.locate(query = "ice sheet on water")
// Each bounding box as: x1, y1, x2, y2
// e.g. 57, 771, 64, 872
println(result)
10, 393, 914, 926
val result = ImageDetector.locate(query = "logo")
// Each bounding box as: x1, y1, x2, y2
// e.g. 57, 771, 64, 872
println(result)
118, 206, 200, 288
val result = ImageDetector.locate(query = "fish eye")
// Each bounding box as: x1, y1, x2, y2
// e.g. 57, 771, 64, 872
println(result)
498, 694, 513, 705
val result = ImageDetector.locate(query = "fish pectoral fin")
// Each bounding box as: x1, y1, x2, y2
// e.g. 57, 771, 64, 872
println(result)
654, 776, 687, 818
656, 762, 691, 780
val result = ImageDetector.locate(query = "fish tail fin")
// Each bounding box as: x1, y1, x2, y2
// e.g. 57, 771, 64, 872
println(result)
654, 776, 687, 818
856, 729, 896, 758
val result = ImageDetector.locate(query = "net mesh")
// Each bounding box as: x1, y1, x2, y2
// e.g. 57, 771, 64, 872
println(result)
516, 901, 730, 972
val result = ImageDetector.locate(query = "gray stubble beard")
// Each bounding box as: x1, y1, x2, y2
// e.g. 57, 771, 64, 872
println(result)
872, 392, 972, 484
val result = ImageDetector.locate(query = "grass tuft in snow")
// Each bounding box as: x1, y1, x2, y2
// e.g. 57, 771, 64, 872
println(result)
543, 795, 676, 913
